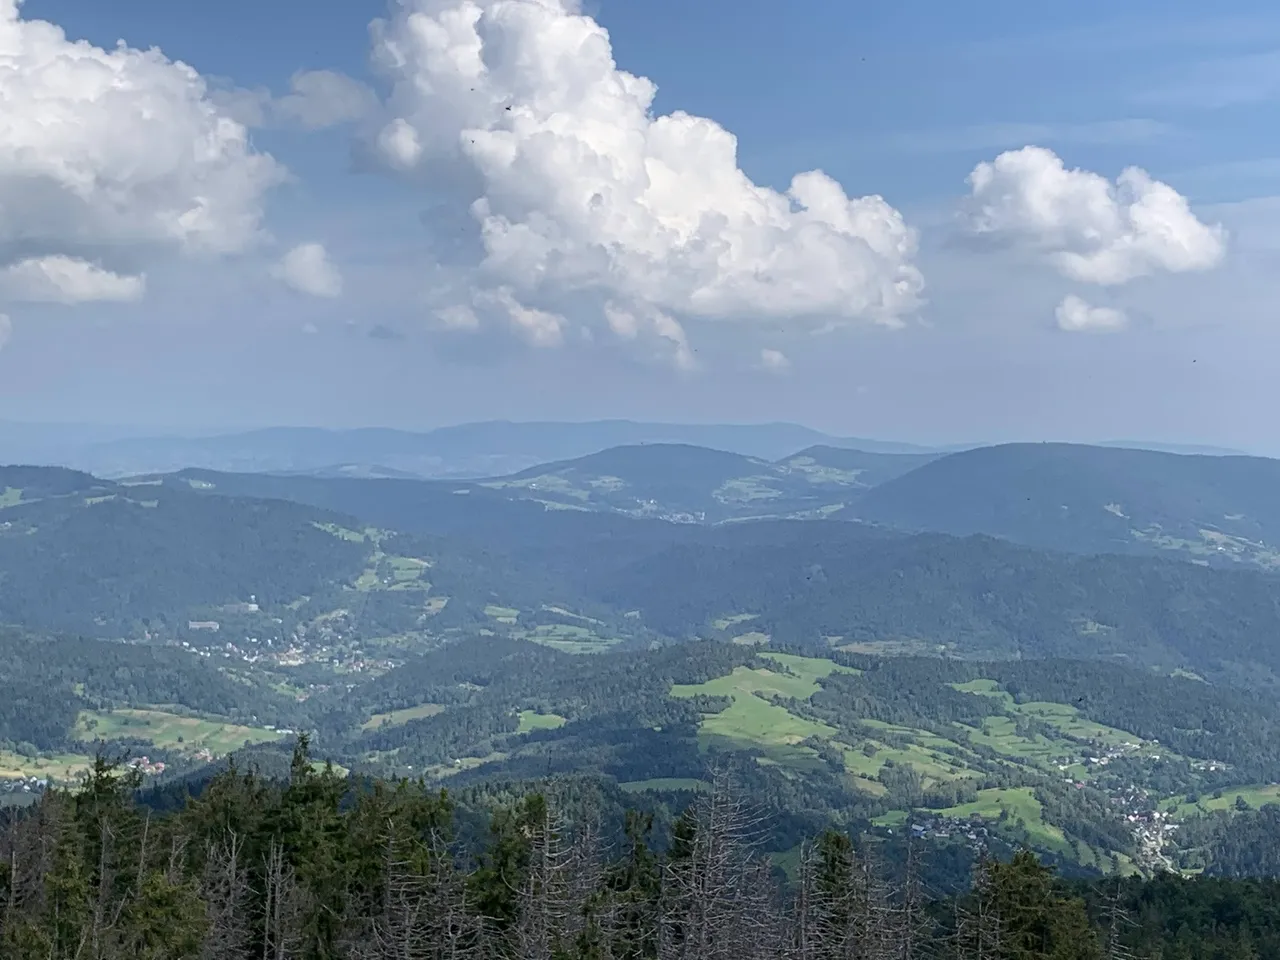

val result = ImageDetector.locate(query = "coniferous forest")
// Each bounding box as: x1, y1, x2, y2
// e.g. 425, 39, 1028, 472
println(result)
3, 740, 1279, 960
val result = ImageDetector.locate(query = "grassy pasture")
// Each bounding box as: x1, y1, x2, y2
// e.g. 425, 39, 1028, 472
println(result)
671, 665, 836, 759
1166, 784, 1280, 816
361, 704, 444, 731
75, 708, 283, 756
0, 750, 95, 785
618, 778, 708, 794
517, 710, 567, 734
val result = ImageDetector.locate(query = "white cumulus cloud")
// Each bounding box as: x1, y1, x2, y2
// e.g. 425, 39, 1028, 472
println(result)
0, 0, 283, 303
0, 256, 145, 303
369, 0, 923, 343
759, 347, 791, 371
272, 243, 343, 298
274, 70, 379, 130
477, 288, 565, 346
604, 301, 695, 370
1054, 295, 1129, 332
966, 146, 1226, 285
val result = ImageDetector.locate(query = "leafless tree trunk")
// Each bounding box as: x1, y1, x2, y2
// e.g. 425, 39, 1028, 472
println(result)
659, 771, 778, 960
263, 839, 307, 960
892, 839, 931, 960
1102, 878, 1136, 960
91, 812, 120, 959
948, 856, 1002, 960
201, 830, 253, 960
513, 802, 577, 960
365, 827, 487, 960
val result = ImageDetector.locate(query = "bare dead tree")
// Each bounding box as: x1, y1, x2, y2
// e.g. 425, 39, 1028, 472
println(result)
947, 855, 1003, 960
167, 832, 190, 887
892, 838, 932, 960
789, 840, 820, 960
659, 770, 778, 960
1101, 878, 1137, 960
0, 792, 66, 940
513, 800, 577, 960
565, 813, 610, 960
856, 846, 897, 960
200, 830, 253, 960
363, 826, 487, 960
262, 839, 308, 960
90, 808, 120, 958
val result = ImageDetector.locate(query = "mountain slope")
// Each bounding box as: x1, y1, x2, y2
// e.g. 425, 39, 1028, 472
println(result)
557, 520, 1280, 688
157, 464, 1280, 687
0, 470, 373, 634
169, 442, 925, 526
779, 445, 943, 488
852, 442, 1280, 569
482, 443, 824, 520
480, 443, 945, 520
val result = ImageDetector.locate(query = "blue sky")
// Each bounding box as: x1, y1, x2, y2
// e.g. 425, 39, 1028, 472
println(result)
5, 0, 1280, 449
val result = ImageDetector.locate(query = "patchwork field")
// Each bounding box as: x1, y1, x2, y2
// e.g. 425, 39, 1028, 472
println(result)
938, 787, 1070, 854
484, 604, 520, 624
517, 710, 567, 733
661, 659, 1216, 868
950, 679, 1175, 776
841, 720, 980, 783
518, 623, 621, 654
1165, 784, 1280, 816
75, 708, 284, 756
0, 749, 95, 785
671, 656, 856, 766
361, 703, 444, 731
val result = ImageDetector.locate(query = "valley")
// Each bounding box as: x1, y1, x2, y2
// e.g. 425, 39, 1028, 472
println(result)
4, 436, 1280, 884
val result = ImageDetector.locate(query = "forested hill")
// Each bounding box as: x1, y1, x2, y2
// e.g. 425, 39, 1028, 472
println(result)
478, 442, 937, 520
167, 441, 939, 524
5, 463, 1280, 686
0, 465, 1265, 685
852, 442, 1280, 569
0, 474, 377, 636
163, 439, 1280, 572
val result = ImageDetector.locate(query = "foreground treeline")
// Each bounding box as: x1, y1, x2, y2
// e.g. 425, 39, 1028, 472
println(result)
2, 745, 1278, 959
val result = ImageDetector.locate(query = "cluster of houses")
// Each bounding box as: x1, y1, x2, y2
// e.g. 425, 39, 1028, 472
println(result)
903, 814, 993, 846
0, 775, 48, 796
126, 756, 166, 776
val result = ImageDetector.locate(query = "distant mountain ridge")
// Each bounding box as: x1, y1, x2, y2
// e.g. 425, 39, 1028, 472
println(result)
156, 438, 1280, 572
17, 420, 935, 480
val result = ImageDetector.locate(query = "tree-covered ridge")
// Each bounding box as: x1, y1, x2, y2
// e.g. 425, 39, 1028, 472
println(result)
568, 522, 1280, 686
0, 468, 606, 643
0, 628, 299, 751
478, 442, 931, 520
6, 461, 1279, 686
2, 749, 1279, 959
853, 442, 1280, 569
291, 642, 1280, 876
154, 467, 1280, 686
161, 439, 1280, 572
8, 625, 1280, 877
0, 476, 373, 635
